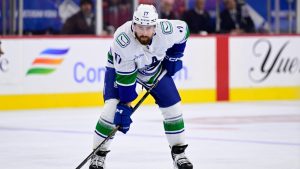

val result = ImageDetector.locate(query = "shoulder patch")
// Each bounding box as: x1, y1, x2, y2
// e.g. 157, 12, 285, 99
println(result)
116, 32, 130, 48
160, 21, 173, 35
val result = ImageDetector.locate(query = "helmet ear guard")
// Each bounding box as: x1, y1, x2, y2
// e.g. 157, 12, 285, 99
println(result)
132, 4, 158, 26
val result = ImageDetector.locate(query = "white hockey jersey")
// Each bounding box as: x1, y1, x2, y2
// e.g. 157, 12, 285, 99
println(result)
107, 19, 189, 87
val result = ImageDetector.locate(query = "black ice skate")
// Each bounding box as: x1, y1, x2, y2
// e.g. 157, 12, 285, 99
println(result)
171, 145, 193, 169
89, 150, 110, 169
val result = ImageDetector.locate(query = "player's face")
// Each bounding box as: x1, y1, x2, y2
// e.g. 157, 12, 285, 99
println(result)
134, 24, 156, 45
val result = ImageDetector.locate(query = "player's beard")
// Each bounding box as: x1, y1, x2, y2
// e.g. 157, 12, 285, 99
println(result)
135, 33, 152, 45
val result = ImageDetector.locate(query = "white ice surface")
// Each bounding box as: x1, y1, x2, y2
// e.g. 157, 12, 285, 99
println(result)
0, 101, 299, 169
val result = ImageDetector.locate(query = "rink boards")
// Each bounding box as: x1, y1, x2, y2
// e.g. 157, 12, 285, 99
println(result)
0, 35, 299, 109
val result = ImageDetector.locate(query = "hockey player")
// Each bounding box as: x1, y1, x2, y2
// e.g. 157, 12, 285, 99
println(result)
89, 4, 193, 169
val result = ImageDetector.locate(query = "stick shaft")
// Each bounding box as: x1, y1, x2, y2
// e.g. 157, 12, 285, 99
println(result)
75, 70, 167, 169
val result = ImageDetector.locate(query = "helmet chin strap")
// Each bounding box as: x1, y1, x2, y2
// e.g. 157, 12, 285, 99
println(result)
131, 23, 137, 39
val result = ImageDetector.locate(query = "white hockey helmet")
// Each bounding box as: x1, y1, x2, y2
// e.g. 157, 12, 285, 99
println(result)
133, 4, 158, 26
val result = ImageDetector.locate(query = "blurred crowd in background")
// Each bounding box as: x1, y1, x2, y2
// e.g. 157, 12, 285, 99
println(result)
0, 0, 298, 36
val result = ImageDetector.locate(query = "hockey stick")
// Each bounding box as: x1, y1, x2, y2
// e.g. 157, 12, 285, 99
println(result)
75, 69, 167, 169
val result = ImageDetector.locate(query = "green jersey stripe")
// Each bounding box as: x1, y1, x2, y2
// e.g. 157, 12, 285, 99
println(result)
107, 52, 113, 64
147, 66, 162, 84
184, 24, 190, 40
116, 71, 138, 85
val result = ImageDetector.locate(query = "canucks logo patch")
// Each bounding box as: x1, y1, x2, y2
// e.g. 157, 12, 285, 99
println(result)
160, 21, 173, 34
116, 33, 130, 48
